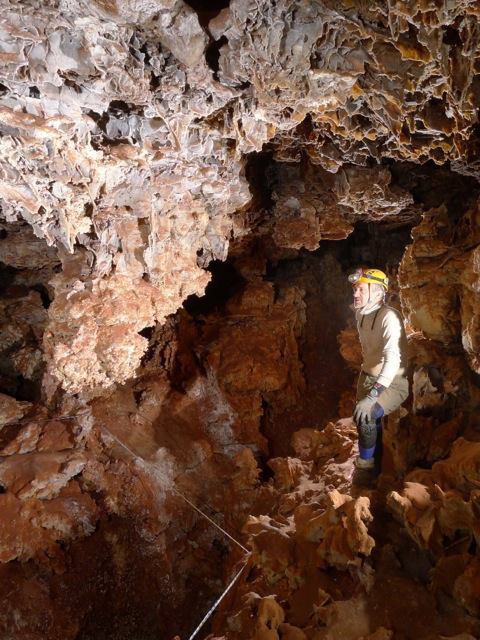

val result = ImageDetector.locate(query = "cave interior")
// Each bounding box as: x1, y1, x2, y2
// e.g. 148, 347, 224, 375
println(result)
1, 1, 480, 639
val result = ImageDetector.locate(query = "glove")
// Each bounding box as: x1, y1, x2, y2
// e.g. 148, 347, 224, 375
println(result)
354, 395, 376, 426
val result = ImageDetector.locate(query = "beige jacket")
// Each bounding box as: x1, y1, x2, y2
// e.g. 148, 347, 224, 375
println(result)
355, 304, 408, 388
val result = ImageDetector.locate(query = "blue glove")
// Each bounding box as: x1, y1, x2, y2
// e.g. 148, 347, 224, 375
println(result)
354, 395, 376, 426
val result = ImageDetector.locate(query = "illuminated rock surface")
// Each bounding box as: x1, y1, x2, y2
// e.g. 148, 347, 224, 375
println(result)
0, 0, 480, 638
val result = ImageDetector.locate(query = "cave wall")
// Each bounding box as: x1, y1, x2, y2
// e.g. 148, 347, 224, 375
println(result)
1, 0, 480, 395
0, 1, 480, 639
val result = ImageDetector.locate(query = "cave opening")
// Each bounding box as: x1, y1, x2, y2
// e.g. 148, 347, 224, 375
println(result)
184, 0, 230, 28
183, 257, 246, 316
157, 212, 416, 461
205, 35, 228, 78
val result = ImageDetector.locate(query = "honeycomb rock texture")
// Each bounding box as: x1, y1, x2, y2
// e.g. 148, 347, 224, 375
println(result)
1, 0, 480, 391
1, 2, 480, 638
399, 202, 480, 372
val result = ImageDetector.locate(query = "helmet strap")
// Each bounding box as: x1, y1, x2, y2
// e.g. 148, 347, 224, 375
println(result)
358, 284, 384, 315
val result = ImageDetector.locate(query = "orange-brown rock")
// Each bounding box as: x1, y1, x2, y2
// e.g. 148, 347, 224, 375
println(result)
337, 325, 362, 373
295, 489, 375, 569
387, 435, 480, 618
0, 393, 32, 428
399, 203, 480, 374
197, 278, 306, 453
1, 0, 479, 395
43, 269, 182, 396
0, 392, 252, 638
0, 1, 480, 638
270, 163, 353, 251
270, 163, 414, 251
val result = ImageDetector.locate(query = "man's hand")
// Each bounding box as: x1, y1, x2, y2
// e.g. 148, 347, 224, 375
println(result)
354, 395, 376, 425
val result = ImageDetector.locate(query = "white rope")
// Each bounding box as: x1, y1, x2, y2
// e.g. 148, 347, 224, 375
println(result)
187, 555, 250, 640
174, 489, 250, 554
5, 412, 251, 636
101, 423, 252, 639
101, 424, 250, 553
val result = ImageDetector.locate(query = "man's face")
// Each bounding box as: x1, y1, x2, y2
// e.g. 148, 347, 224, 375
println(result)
352, 282, 371, 309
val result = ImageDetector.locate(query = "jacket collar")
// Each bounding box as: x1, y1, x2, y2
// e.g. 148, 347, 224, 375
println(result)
357, 302, 383, 317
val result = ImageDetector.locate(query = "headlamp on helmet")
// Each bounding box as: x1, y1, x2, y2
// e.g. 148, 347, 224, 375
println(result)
348, 268, 389, 291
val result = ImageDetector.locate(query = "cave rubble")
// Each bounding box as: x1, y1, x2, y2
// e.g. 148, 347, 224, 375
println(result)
0, 0, 480, 638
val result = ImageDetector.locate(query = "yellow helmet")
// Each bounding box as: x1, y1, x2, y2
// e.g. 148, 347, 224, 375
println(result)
348, 268, 389, 291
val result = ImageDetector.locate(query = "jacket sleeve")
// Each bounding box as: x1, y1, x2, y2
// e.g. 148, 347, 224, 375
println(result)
376, 310, 402, 387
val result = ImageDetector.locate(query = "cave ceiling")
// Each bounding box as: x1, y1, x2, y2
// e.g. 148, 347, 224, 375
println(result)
2, 3, 480, 639
0, 0, 480, 394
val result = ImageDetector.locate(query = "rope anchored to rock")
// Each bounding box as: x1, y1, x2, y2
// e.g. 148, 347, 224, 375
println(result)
1, 411, 251, 639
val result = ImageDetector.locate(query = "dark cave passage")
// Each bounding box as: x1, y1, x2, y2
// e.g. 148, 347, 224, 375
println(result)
260, 221, 414, 456
173, 216, 415, 459
183, 258, 246, 316
184, 0, 230, 29
0, 263, 50, 402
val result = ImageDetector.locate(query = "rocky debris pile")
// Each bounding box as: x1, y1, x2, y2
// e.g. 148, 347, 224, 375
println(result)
208, 419, 480, 639
388, 437, 480, 619
0, 390, 254, 639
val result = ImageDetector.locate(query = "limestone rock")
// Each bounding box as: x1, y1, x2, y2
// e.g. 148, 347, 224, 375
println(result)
0, 1, 480, 637
291, 419, 357, 465
387, 436, 480, 616
43, 271, 181, 395
1, 0, 479, 395
0, 221, 59, 271
295, 490, 375, 569
225, 594, 308, 640
270, 163, 353, 250
0, 393, 32, 428
399, 203, 480, 374
197, 279, 306, 452
267, 1, 480, 170
0, 0, 250, 392
452, 556, 480, 617
270, 163, 413, 251
433, 554, 480, 620
0, 482, 98, 563
337, 325, 362, 373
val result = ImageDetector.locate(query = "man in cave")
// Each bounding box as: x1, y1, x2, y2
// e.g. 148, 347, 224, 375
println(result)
349, 268, 409, 470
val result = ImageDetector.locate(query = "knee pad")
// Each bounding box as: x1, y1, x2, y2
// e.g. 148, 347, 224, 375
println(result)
357, 420, 378, 450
